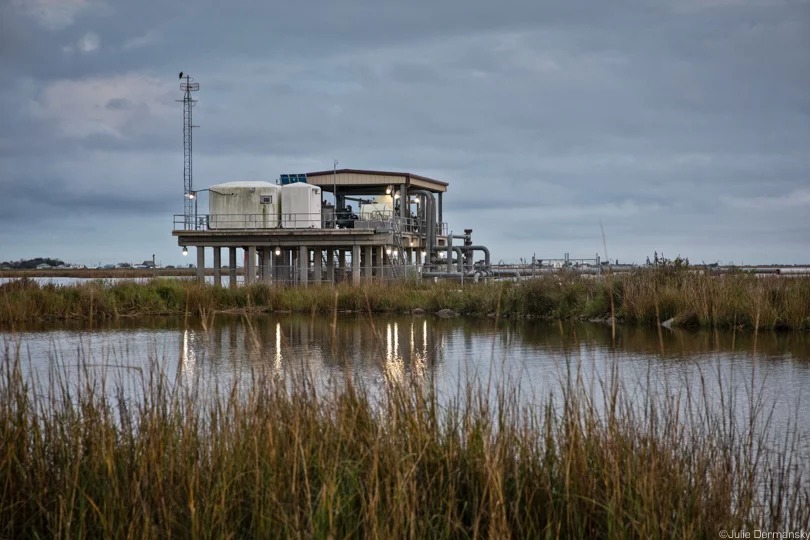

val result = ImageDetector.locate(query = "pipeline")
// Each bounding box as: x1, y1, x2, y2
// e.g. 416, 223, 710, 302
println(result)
448, 232, 469, 268
410, 189, 436, 266
452, 247, 464, 269
445, 236, 467, 272
421, 271, 464, 279
465, 245, 490, 268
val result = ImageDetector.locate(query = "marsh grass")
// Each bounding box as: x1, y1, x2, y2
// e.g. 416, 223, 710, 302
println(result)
2, 270, 809, 330
1, 335, 809, 539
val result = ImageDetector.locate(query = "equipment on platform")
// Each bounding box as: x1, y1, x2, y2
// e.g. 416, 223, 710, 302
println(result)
281, 183, 322, 228
280, 173, 307, 185
208, 181, 280, 229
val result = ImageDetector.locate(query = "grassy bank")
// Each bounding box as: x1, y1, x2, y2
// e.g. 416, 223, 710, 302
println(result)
1, 346, 807, 538
2, 270, 810, 330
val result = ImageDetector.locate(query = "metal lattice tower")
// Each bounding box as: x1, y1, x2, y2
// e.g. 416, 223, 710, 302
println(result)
178, 73, 199, 230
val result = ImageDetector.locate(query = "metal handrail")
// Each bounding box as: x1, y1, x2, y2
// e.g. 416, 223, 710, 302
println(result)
173, 213, 449, 236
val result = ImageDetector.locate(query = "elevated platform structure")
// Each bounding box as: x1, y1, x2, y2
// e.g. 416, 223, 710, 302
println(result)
172, 169, 456, 286
306, 169, 448, 224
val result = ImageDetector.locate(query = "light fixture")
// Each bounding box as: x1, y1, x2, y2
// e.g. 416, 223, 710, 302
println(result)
182, 246, 188, 256
385, 185, 393, 195
421, 250, 426, 258
393, 190, 401, 200
386, 247, 392, 256
185, 191, 196, 200
274, 247, 281, 256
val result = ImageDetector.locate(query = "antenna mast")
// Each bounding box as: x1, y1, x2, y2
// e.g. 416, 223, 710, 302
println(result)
178, 73, 199, 230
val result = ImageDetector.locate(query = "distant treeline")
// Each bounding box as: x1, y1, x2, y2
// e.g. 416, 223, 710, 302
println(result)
0, 258, 65, 269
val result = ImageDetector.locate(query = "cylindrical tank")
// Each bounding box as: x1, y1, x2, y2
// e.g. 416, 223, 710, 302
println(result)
208, 181, 281, 229
281, 183, 322, 228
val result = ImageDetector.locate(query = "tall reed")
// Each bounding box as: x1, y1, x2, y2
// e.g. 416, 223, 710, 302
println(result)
2, 270, 809, 330
0, 340, 807, 538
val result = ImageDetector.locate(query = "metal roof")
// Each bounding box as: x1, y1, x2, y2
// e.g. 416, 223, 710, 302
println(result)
305, 169, 449, 192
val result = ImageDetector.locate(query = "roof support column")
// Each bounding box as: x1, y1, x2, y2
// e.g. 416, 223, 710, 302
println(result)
299, 246, 309, 286
196, 246, 205, 283
262, 247, 273, 284
400, 184, 408, 219
352, 245, 361, 285
229, 247, 237, 288
375, 246, 384, 281
313, 248, 322, 283
364, 246, 373, 281
213, 247, 222, 287
326, 248, 335, 284
247, 246, 257, 284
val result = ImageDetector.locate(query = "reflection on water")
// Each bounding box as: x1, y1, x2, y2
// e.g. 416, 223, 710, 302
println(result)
3, 315, 810, 444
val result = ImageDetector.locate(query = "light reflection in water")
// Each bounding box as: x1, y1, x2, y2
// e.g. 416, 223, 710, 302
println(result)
274, 322, 282, 372
384, 322, 404, 384
181, 328, 196, 380
6, 315, 810, 451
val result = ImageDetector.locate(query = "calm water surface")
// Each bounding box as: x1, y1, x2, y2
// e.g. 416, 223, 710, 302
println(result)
1, 316, 808, 459
4, 315, 809, 434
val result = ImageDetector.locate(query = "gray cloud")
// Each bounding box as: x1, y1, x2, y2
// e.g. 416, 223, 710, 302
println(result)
1, 0, 808, 266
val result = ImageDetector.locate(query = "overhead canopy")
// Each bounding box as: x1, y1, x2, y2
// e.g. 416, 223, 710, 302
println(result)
305, 169, 448, 196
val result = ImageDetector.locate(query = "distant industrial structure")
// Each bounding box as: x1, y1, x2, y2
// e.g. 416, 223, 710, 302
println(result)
173, 75, 810, 286
172, 169, 492, 285
171, 74, 492, 286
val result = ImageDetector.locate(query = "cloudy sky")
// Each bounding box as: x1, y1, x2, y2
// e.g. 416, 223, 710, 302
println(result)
1, 0, 808, 267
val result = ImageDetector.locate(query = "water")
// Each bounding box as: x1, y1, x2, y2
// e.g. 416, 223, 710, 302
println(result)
4, 308, 809, 528
4, 314, 809, 430
0, 275, 241, 286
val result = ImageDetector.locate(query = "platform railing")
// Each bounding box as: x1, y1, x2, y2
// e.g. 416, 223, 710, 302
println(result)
173, 213, 449, 236
173, 213, 366, 230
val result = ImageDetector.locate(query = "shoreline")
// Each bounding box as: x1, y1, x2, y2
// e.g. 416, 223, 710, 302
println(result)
0, 268, 239, 279
1, 270, 809, 330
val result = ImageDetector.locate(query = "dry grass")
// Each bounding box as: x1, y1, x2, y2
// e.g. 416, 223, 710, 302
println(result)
1, 338, 808, 539
1, 270, 809, 330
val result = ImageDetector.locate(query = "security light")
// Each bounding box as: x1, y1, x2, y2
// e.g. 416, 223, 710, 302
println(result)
386, 247, 392, 256
182, 246, 188, 256
386, 185, 393, 195
274, 247, 281, 256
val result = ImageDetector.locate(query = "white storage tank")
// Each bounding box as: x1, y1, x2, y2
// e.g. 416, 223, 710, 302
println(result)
281, 183, 322, 228
208, 181, 280, 229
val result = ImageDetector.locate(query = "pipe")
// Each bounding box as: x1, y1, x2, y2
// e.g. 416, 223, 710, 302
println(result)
421, 271, 464, 279
445, 235, 465, 272
409, 190, 436, 266
449, 234, 467, 271
488, 269, 522, 280
452, 246, 464, 271
465, 245, 490, 267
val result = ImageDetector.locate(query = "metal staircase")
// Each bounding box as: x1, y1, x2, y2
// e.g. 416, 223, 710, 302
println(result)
389, 216, 408, 278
